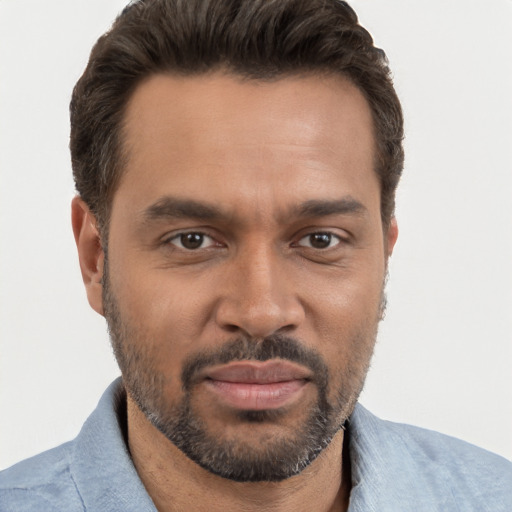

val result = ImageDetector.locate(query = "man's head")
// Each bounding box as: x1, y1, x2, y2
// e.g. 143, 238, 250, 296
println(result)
71, 0, 401, 483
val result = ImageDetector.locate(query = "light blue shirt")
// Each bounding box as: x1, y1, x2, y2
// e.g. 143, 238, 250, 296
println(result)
1, 378, 511, 511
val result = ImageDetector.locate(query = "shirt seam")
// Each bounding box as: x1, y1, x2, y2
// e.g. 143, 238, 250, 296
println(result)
68, 463, 87, 511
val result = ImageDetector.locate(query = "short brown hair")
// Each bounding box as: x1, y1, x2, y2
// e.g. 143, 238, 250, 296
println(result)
70, 0, 404, 232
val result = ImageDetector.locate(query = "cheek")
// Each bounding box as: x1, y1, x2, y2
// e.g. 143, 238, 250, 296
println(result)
305, 262, 385, 331
300, 261, 384, 367
107, 254, 214, 359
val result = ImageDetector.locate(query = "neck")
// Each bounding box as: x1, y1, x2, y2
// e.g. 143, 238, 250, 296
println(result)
126, 396, 351, 512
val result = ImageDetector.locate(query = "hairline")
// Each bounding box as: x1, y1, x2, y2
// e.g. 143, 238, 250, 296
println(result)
96, 67, 388, 246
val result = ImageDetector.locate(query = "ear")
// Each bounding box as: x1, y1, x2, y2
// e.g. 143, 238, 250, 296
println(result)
386, 217, 399, 258
71, 196, 105, 316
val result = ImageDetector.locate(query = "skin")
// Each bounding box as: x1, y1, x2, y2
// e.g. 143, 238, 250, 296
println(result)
72, 73, 398, 512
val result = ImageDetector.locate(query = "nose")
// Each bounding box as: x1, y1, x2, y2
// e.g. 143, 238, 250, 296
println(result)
214, 245, 305, 338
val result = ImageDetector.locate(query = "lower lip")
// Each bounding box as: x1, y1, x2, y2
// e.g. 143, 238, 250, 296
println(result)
204, 379, 308, 410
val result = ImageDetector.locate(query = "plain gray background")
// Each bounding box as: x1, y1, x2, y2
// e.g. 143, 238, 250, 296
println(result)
1, 0, 511, 469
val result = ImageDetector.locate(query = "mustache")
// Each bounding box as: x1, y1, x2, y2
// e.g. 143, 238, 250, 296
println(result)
181, 334, 329, 391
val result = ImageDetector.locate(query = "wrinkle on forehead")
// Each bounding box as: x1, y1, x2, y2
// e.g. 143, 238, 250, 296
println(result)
112, 71, 380, 232
121, 72, 375, 176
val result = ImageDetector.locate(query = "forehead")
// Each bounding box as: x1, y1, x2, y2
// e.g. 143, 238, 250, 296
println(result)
115, 72, 378, 221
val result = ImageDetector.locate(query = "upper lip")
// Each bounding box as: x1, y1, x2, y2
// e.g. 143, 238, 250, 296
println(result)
204, 360, 312, 384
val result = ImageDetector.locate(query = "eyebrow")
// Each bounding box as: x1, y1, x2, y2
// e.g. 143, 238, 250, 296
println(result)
293, 197, 367, 218
141, 195, 367, 225
142, 197, 226, 223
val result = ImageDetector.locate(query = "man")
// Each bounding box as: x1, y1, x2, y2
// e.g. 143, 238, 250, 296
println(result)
1, 0, 511, 510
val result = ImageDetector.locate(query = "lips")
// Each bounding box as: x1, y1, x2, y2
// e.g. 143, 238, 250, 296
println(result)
206, 360, 311, 383
202, 360, 311, 410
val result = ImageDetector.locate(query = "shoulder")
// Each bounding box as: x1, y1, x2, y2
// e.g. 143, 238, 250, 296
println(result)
0, 442, 84, 512
385, 412, 511, 475
349, 404, 512, 511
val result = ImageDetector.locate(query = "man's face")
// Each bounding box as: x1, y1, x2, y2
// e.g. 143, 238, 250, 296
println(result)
98, 73, 396, 481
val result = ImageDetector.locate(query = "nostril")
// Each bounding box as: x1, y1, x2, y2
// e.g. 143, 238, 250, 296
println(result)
277, 324, 298, 335
214, 290, 305, 339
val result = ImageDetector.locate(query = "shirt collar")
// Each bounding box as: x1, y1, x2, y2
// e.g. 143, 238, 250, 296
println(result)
70, 378, 157, 511
347, 404, 460, 512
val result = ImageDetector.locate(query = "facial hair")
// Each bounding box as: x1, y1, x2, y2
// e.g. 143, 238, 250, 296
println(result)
102, 257, 382, 482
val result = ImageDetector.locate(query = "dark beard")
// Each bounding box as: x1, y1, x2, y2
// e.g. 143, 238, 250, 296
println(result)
138, 336, 347, 482
102, 259, 377, 482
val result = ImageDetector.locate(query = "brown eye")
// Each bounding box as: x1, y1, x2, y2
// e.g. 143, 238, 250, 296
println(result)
297, 232, 340, 249
181, 233, 204, 249
169, 232, 215, 250
310, 233, 331, 248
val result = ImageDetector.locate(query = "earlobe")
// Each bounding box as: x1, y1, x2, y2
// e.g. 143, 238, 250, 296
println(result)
386, 217, 399, 257
71, 196, 105, 316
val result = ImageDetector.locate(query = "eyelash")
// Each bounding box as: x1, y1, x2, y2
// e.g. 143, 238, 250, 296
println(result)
163, 230, 346, 252
295, 232, 343, 250
165, 231, 219, 250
